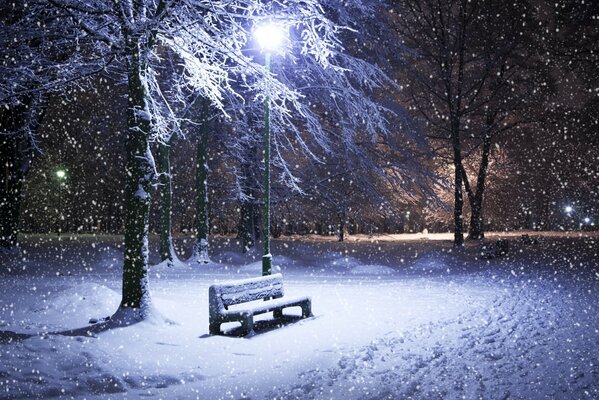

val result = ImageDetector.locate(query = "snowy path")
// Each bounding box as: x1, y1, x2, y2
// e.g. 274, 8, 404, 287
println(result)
0, 233, 598, 399
270, 282, 599, 400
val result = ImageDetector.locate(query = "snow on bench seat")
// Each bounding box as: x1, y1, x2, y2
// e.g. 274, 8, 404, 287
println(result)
209, 273, 312, 336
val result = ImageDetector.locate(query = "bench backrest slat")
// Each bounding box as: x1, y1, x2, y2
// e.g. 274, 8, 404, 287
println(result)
210, 273, 284, 309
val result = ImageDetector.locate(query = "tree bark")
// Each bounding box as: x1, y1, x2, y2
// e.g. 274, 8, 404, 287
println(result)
337, 209, 346, 242
192, 105, 211, 263
120, 35, 154, 312
468, 135, 492, 240
0, 134, 24, 249
451, 118, 465, 247
158, 141, 175, 265
0, 97, 38, 250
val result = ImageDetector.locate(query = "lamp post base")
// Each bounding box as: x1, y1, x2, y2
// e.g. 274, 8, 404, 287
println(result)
262, 253, 272, 276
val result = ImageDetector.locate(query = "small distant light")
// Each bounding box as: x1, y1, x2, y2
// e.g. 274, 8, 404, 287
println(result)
56, 170, 66, 179
584, 217, 591, 224
564, 206, 573, 213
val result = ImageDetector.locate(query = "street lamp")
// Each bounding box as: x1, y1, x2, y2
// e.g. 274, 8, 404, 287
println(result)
255, 22, 285, 276
56, 169, 66, 237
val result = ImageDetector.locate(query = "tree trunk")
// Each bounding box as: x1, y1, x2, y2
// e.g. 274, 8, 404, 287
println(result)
0, 98, 37, 250
469, 198, 484, 240
0, 134, 24, 249
453, 165, 464, 246
468, 136, 492, 240
158, 141, 175, 266
192, 107, 211, 263
120, 36, 154, 315
463, 114, 495, 240
451, 119, 465, 247
337, 210, 346, 242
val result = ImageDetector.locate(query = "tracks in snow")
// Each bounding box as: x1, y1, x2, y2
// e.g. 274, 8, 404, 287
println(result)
271, 281, 599, 400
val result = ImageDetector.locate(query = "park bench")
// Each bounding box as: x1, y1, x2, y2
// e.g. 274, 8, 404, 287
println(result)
209, 273, 312, 336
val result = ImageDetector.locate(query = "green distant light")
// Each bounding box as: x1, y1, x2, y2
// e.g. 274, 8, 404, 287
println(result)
56, 170, 66, 179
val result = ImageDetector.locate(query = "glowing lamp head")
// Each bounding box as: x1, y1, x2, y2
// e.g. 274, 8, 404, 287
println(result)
254, 23, 285, 51
565, 206, 573, 213
56, 170, 66, 179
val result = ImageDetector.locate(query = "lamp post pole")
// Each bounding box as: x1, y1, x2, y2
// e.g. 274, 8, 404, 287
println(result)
255, 21, 284, 276
262, 51, 272, 276
56, 169, 66, 261
56, 170, 66, 238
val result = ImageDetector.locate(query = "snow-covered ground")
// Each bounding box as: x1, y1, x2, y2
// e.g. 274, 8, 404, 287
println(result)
0, 232, 598, 399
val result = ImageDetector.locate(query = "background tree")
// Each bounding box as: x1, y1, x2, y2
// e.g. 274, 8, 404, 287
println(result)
0, 96, 45, 250
389, 0, 550, 243
190, 100, 213, 263
0, 1, 107, 250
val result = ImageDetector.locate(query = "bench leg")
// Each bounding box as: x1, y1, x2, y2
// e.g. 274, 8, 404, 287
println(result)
241, 314, 254, 336
273, 308, 283, 319
209, 321, 220, 335
301, 300, 312, 318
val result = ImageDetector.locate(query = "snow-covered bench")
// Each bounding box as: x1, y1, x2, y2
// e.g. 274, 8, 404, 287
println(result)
208, 273, 312, 336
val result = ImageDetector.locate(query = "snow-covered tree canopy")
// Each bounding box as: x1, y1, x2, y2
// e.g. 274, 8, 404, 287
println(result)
0, 0, 396, 171
0, 2, 112, 106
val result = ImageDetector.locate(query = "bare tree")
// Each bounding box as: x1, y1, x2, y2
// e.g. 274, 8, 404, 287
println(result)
390, 0, 546, 243
0, 2, 106, 250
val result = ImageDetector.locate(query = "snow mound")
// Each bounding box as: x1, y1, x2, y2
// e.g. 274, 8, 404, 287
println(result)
31, 283, 119, 321
20, 283, 120, 330
349, 264, 395, 276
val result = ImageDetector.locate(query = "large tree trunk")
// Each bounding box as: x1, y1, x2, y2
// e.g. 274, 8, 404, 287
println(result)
468, 135, 492, 240
0, 134, 25, 250
451, 118, 465, 247
120, 36, 154, 316
192, 108, 211, 263
453, 161, 464, 246
0, 98, 38, 250
158, 141, 175, 266
469, 198, 484, 240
